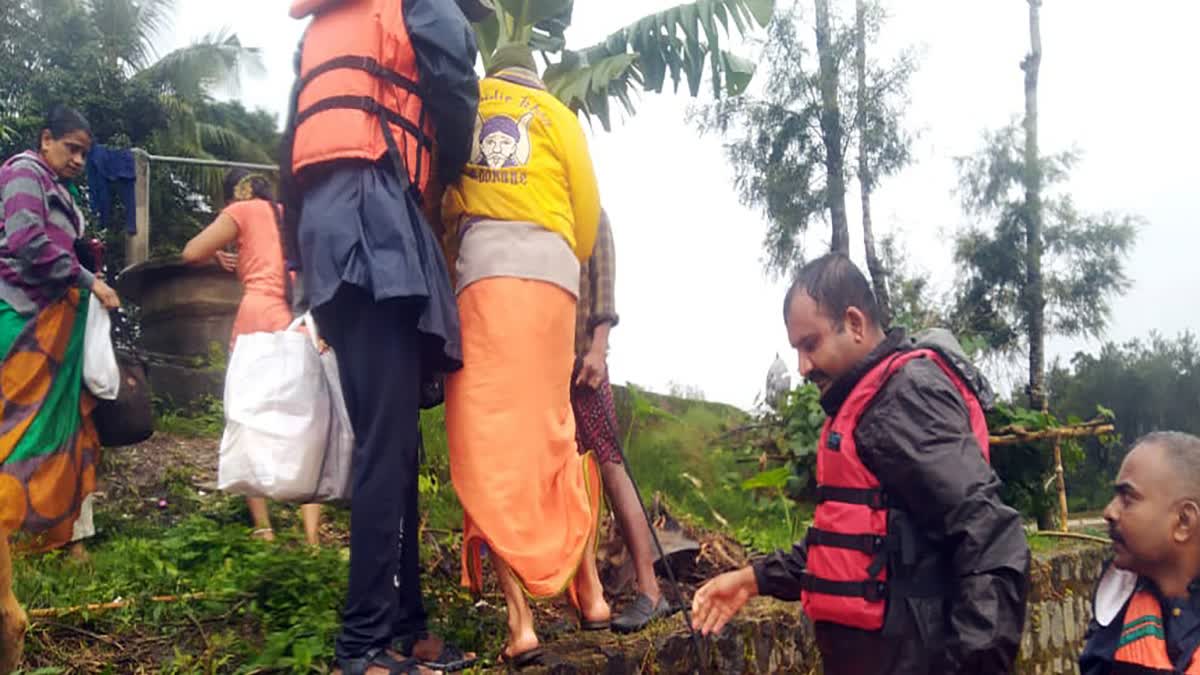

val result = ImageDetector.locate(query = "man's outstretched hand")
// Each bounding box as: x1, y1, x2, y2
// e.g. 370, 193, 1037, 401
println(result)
691, 567, 759, 636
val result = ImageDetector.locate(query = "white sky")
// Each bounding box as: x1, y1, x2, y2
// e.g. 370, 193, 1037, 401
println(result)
166, 0, 1200, 409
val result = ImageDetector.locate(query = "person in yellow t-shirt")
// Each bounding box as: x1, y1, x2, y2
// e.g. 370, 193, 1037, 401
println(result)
441, 45, 609, 668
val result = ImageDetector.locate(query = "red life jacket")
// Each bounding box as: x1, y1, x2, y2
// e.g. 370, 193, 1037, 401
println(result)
799, 348, 990, 631
285, 0, 433, 194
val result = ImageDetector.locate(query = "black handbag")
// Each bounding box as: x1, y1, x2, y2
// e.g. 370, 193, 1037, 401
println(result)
92, 311, 154, 448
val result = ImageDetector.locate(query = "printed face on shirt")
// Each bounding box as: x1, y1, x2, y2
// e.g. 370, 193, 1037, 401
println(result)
1104, 441, 1200, 575
481, 131, 518, 168
472, 112, 534, 169
40, 128, 92, 180
784, 291, 872, 395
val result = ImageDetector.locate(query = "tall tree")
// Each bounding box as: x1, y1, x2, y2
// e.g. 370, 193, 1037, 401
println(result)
952, 126, 1139, 362
814, 0, 848, 256
1022, 0, 1045, 410
693, 1, 913, 278
855, 0, 888, 320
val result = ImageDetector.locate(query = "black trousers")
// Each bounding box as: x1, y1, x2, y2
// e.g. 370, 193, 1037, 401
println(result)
314, 286, 427, 659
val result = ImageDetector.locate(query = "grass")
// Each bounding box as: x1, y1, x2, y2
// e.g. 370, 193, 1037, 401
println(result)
15, 388, 1098, 672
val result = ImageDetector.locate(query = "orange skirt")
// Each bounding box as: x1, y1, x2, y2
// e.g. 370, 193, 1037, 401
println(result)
446, 277, 600, 598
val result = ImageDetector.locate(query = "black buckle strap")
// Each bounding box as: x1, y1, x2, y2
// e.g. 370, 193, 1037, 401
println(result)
799, 574, 887, 603
297, 55, 421, 95
806, 528, 886, 555
294, 95, 434, 151
815, 485, 888, 509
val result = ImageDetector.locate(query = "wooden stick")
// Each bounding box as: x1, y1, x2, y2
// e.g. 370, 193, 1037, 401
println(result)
1030, 531, 1110, 544
27, 591, 242, 619
990, 423, 1115, 445
1053, 438, 1070, 532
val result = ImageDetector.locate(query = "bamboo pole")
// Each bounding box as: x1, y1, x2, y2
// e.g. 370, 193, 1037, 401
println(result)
989, 423, 1115, 446
1030, 531, 1110, 545
27, 591, 241, 619
1054, 438, 1069, 531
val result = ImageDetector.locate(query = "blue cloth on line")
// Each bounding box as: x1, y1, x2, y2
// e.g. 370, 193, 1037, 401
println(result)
85, 145, 136, 233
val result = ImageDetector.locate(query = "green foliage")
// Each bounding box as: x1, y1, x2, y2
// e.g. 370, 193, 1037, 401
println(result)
1048, 332, 1200, 509
15, 510, 349, 672
0, 0, 273, 268
155, 394, 224, 438
987, 401, 1117, 526
473, 0, 774, 130
951, 125, 1141, 354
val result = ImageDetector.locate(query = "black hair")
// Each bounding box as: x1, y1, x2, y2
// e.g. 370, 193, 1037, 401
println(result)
223, 168, 276, 204
782, 253, 882, 330
43, 104, 92, 141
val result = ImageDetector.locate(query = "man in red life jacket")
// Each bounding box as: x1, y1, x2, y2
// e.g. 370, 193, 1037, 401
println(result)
1080, 432, 1200, 674
691, 254, 1030, 674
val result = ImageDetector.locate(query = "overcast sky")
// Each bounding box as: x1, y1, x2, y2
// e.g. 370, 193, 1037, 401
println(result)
166, 0, 1200, 409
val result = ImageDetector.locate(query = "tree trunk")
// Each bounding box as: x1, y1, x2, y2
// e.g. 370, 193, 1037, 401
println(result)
1022, 0, 1045, 411
855, 0, 891, 323
815, 0, 850, 256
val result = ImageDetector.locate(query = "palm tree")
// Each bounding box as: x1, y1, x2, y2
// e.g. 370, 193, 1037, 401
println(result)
471, 0, 776, 130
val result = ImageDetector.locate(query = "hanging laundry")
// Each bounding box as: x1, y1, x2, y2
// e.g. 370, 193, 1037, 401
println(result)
85, 144, 136, 234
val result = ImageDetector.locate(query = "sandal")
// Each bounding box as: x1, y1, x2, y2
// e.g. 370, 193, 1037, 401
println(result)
394, 632, 477, 672
611, 593, 672, 634
336, 647, 427, 674
497, 646, 545, 670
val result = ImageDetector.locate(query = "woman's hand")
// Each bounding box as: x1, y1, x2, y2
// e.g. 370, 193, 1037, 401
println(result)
215, 250, 239, 272
92, 278, 121, 309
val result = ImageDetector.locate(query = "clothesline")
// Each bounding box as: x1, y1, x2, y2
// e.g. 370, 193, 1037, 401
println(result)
132, 149, 278, 173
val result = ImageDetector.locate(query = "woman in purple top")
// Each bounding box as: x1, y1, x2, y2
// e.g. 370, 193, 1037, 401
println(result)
0, 106, 122, 672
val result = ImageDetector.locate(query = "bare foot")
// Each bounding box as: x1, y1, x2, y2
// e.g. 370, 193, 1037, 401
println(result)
0, 601, 27, 674
68, 542, 90, 564
251, 528, 275, 542
331, 649, 443, 675
409, 633, 476, 663
502, 630, 540, 661
572, 573, 612, 624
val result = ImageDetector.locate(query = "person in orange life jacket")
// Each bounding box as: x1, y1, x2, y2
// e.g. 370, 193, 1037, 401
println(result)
690, 253, 1030, 675
1080, 432, 1200, 675
280, 0, 480, 673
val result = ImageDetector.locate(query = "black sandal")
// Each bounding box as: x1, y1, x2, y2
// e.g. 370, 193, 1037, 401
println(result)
337, 647, 425, 674
498, 646, 545, 670
394, 632, 477, 672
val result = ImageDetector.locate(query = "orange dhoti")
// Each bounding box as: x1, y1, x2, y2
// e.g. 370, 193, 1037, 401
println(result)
446, 277, 600, 597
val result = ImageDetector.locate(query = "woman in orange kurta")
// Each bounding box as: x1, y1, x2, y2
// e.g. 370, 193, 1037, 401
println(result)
182, 170, 321, 546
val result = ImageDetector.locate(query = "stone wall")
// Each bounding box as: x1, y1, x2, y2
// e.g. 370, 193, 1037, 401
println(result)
521, 543, 1107, 674
1017, 544, 1108, 675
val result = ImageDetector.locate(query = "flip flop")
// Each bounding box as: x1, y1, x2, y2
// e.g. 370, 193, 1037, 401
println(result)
394, 633, 477, 672
580, 617, 611, 632
498, 646, 545, 670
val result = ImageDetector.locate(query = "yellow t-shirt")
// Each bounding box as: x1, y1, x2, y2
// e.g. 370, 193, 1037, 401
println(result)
441, 69, 601, 261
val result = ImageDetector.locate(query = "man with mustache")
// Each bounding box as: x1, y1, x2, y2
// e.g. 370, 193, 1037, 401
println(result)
1080, 431, 1200, 674
691, 254, 1030, 674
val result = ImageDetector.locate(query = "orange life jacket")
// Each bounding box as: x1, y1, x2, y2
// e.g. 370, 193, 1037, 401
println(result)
286, 0, 433, 195
799, 348, 990, 631
1112, 590, 1200, 674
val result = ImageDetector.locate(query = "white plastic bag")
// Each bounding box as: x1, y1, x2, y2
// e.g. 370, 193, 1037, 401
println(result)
218, 314, 331, 502
82, 294, 120, 400
313, 343, 355, 503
